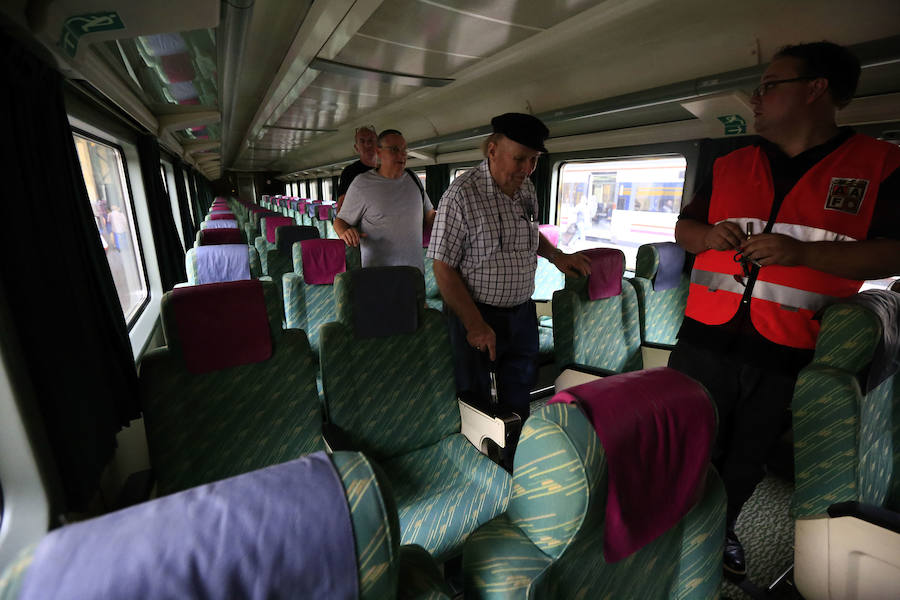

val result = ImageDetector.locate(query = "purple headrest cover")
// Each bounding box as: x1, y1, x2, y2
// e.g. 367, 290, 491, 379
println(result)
583, 248, 624, 300
300, 239, 346, 285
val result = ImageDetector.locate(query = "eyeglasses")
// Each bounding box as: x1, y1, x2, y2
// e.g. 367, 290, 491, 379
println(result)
379, 145, 408, 155
751, 76, 817, 97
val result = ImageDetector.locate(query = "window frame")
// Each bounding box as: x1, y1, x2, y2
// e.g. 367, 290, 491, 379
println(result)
72, 126, 152, 330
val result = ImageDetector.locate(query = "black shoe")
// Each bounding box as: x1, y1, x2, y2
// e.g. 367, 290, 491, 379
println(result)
723, 531, 747, 580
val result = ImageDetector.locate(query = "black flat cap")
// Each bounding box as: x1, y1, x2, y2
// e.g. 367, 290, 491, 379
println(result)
491, 113, 549, 153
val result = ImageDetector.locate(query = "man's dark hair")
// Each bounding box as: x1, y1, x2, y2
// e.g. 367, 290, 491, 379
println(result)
377, 129, 404, 144
774, 41, 860, 108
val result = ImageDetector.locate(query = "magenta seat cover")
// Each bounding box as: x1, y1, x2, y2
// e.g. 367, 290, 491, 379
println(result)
548, 367, 715, 561
581, 247, 624, 300
171, 280, 272, 374
265, 216, 294, 243
300, 239, 346, 285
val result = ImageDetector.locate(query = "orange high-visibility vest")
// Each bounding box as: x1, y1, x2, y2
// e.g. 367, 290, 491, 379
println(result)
685, 134, 900, 349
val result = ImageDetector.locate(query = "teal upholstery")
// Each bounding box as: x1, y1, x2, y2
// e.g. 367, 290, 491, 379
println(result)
464, 402, 726, 599
628, 243, 689, 345
1, 452, 451, 600
321, 267, 512, 561
423, 253, 443, 311
792, 301, 898, 517
551, 271, 643, 374
283, 244, 361, 354
138, 281, 323, 495
184, 245, 261, 284
532, 256, 564, 302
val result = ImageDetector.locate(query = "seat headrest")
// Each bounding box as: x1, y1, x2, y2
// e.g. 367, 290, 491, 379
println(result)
168, 280, 272, 374
336, 267, 422, 338
300, 239, 346, 284
194, 245, 251, 284
202, 219, 239, 230
276, 225, 319, 255
210, 212, 235, 220
306, 202, 323, 218
539, 224, 559, 248
199, 228, 245, 246
264, 216, 295, 243
317, 204, 333, 220
635, 242, 685, 291
549, 367, 715, 562
583, 248, 624, 300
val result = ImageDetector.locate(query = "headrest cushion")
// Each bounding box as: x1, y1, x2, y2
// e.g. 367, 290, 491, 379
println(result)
341, 267, 420, 338
169, 280, 272, 374
199, 228, 245, 246
300, 239, 346, 285
265, 216, 295, 243
584, 248, 624, 300
276, 225, 319, 256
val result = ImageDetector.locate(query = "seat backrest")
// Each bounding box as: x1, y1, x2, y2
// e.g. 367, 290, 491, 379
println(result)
792, 295, 899, 517
138, 280, 322, 495
256, 216, 296, 274
320, 266, 460, 461
283, 240, 359, 351
469, 370, 724, 598
185, 244, 261, 284
533, 224, 565, 301
627, 242, 689, 345
263, 225, 320, 304
552, 247, 642, 373
200, 218, 239, 230
0, 451, 422, 600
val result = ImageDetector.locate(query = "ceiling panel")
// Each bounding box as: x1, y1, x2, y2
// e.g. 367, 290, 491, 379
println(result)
430, 0, 604, 30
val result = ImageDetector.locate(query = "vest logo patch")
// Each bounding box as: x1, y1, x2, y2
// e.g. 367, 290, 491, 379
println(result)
824, 178, 868, 214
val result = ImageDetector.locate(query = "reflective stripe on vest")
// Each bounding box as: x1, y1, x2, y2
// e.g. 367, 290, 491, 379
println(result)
691, 269, 839, 313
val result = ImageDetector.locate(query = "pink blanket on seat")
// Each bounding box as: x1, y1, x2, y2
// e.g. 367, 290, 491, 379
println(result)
300, 239, 346, 284
548, 367, 715, 562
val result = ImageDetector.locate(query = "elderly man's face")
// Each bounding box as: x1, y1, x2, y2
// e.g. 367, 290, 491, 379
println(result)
488, 136, 540, 196
354, 128, 378, 166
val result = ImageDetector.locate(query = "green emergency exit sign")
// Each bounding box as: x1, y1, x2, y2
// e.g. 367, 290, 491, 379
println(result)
59, 12, 125, 58
717, 114, 747, 135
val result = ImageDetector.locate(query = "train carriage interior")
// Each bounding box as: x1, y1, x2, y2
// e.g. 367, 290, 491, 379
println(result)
1, 0, 900, 598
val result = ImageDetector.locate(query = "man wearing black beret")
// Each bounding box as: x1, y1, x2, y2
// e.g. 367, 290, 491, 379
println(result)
428, 113, 590, 432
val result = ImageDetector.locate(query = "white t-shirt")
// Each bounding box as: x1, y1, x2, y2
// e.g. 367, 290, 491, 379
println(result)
340, 170, 433, 272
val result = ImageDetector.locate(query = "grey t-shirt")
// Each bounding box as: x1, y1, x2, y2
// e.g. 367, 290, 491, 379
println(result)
340, 170, 433, 272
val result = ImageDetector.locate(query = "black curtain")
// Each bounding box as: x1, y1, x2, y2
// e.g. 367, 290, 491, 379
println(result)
425, 164, 450, 208
331, 175, 340, 202
0, 31, 140, 512
316, 178, 324, 201
196, 174, 213, 214
172, 159, 196, 251
187, 170, 203, 227
531, 154, 552, 223
137, 135, 186, 291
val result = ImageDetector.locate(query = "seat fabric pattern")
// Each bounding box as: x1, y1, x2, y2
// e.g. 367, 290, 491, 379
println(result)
185, 246, 261, 284
792, 303, 894, 517
552, 275, 642, 373
532, 256, 564, 302
383, 433, 512, 562
139, 282, 322, 495
423, 254, 443, 312
464, 403, 725, 599
283, 244, 360, 353
628, 243, 689, 345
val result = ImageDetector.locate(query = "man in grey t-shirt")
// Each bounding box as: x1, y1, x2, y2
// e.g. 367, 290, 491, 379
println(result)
334, 129, 436, 272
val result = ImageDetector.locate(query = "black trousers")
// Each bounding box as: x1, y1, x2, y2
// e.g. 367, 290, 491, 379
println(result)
447, 301, 539, 419
668, 340, 795, 530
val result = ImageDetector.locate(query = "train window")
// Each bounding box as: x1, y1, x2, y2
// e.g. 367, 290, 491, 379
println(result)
556, 156, 687, 269
322, 178, 333, 203
450, 163, 479, 182
309, 180, 319, 201
73, 133, 149, 322
413, 169, 427, 188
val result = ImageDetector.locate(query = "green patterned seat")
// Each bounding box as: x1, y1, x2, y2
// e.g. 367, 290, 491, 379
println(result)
283, 242, 361, 356
261, 225, 319, 322
0, 452, 451, 600
423, 253, 443, 311
463, 402, 726, 599
184, 244, 262, 284
138, 280, 323, 496
321, 267, 512, 562
552, 249, 643, 375
628, 242, 689, 346
791, 298, 900, 597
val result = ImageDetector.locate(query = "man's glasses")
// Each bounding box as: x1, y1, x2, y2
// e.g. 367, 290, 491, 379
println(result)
751, 76, 817, 97
379, 145, 408, 155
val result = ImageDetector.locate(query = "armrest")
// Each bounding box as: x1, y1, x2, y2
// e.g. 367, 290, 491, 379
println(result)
322, 423, 353, 453
828, 501, 900, 535
555, 363, 617, 392
640, 342, 674, 369
458, 398, 521, 453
